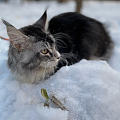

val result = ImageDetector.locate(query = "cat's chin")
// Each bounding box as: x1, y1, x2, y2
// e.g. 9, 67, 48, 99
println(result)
11, 60, 58, 84
14, 65, 55, 84
39, 60, 59, 69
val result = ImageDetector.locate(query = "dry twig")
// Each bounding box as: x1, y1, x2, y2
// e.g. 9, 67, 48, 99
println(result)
0, 36, 9, 41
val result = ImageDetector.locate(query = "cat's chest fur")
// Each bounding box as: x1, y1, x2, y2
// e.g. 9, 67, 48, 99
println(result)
15, 67, 55, 83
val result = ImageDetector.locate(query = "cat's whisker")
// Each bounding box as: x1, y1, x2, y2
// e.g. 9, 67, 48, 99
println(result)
56, 43, 67, 49
55, 38, 67, 47
59, 57, 68, 66
60, 53, 78, 66
53, 32, 71, 46
53, 32, 71, 39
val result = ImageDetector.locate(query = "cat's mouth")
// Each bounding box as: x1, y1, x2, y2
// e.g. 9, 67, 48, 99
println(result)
40, 59, 59, 68
22, 60, 59, 71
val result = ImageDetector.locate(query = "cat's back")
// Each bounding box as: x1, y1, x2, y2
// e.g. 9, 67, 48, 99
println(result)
49, 12, 97, 24
48, 12, 113, 61
48, 12, 103, 34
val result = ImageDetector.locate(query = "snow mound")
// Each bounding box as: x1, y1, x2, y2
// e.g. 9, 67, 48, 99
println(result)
0, 59, 120, 120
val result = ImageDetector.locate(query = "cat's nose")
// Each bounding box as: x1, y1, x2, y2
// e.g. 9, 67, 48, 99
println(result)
56, 56, 60, 60
55, 51, 61, 60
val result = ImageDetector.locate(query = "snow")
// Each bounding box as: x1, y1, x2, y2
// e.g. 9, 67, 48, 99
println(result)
0, 1, 120, 120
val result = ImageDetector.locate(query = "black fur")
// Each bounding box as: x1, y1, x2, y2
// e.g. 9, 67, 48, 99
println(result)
48, 12, 113, 69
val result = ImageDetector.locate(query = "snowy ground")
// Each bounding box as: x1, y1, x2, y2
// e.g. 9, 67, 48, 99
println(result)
0, 1, 120, 120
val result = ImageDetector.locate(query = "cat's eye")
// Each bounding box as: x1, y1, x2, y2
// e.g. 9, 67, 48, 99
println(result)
41, 49, 49, 54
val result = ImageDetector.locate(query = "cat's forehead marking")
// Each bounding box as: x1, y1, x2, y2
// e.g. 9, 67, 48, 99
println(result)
46, 42, 51, 48
32, 41, 43, 51
49, 34, 55, 42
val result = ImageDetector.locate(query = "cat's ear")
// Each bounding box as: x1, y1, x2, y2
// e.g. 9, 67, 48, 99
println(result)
2, 19, 30, 51
34, 10, 47, 30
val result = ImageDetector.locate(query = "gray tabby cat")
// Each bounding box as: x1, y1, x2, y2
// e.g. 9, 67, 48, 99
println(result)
3, 11, 60, 83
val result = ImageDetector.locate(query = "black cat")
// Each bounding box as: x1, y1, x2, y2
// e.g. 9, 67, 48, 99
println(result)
48, 12, 113, 69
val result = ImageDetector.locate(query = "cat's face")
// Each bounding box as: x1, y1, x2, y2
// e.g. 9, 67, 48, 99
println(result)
3, 11, 60, 71
19, 30, 60, 70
